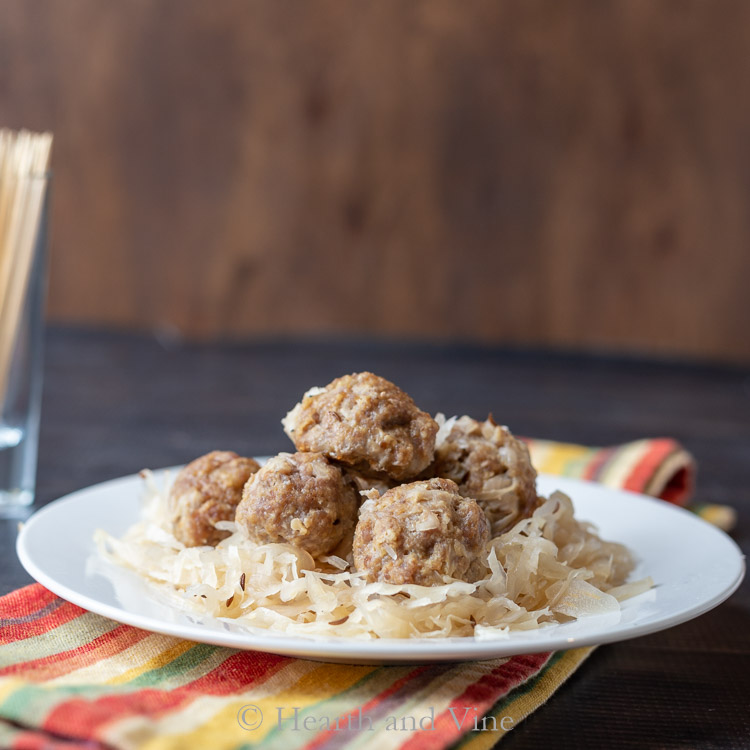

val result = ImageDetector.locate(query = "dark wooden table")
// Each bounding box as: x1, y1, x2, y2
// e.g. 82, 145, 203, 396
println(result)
2, 327, 748, 749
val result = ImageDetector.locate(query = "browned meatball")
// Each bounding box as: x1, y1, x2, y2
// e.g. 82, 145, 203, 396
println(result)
282, 372, 438, 481
352, 478, 490, 586
235, 452, 358, 557
430, 416, 538, 537
170, 451, 260, 547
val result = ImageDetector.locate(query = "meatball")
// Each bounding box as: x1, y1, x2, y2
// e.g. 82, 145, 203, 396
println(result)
430, 415, 538, 537
170, 450, 260, 547
352, 478, 490, 586
282, 372, 438, 481
235, 451, 358, 557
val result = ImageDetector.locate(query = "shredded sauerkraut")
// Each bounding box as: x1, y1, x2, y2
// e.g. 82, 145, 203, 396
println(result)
94, 471, 652, 639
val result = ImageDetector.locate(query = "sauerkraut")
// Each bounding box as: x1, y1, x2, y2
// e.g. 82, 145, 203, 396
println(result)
95, 470, 652, 640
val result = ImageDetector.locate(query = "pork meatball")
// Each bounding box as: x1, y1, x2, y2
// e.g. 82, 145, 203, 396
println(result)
170, 450, 260, 547
235, 451, 358, 557
352, 478, 490, 586
282, 372, 438, 481
430, 416, 538, 537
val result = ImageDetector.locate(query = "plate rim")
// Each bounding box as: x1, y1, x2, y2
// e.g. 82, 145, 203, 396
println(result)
16, 468, 746, 663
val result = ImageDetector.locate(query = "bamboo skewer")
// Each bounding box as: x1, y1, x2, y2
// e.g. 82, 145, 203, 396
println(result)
0, 129, 53, 409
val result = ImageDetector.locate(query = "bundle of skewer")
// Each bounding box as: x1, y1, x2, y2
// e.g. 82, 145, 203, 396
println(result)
0, 129, 53, 406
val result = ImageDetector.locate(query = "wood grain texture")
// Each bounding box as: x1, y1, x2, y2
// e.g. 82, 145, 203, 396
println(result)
1, 0, 749, 360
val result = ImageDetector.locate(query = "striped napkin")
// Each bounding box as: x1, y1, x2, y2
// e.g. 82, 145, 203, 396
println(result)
0, 438, 734, 750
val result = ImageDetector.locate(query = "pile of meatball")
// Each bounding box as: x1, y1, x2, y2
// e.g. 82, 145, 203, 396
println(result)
169, 372, 539, 587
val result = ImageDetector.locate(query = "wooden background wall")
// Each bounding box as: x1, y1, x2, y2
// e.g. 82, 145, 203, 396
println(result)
2, 0, 749, 361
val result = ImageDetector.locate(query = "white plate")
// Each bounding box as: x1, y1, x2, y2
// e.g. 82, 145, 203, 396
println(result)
16, 468, 745, 664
